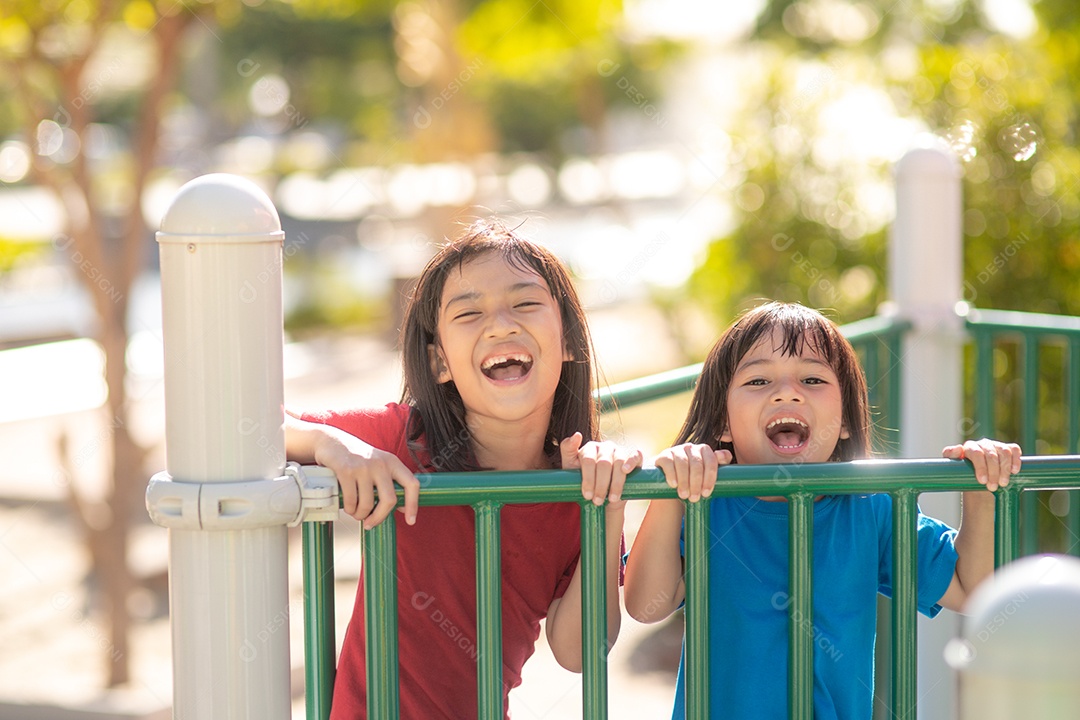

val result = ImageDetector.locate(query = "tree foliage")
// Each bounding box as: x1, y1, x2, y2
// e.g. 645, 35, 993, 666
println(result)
0, 0, 667, 692
690, 0, 1080, 326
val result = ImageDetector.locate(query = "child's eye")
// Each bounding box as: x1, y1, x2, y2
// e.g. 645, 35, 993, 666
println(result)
803, 377, 826, 385
453, 310, 481, 320
746, 378, 768, 386
515, 300, 543, 309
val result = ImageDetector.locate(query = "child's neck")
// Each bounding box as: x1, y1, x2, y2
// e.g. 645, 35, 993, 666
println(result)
468, 414, 554, 471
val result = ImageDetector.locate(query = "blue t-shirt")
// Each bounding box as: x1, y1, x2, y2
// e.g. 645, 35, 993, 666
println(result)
669, 494, 958, 720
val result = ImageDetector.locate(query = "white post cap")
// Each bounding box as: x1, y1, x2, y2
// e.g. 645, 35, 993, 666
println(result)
947, 554, 1080, 679
158, 173, 282, 239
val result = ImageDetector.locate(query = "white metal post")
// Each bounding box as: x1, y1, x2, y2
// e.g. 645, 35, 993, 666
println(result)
949, 554, 1080, 718
151, 174, 290, 719
887, 140, 964, 719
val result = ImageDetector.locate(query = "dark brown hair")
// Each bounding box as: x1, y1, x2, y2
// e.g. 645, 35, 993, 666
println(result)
675, 301, 871, 462
400, 219, 598, 471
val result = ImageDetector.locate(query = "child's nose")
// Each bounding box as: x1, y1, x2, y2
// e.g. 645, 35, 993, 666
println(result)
485, 308, 521, 337
772, 378, 804, 402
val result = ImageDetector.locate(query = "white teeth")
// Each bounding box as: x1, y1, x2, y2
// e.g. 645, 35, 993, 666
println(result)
767, 417, 807, 429
481, 353, 531, 369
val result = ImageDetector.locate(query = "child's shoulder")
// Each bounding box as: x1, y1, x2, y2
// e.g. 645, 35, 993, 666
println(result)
302, 401, 410, 423
300, 402, 413, 440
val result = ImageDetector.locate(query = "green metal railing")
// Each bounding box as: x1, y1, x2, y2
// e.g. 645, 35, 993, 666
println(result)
967, 308, 1080, 557
299, 309, 1080, 719
303, 459, 1080, 720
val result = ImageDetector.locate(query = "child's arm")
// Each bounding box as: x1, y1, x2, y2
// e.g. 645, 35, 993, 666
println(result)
544, 434, 642, 672
624, 444, 731, 624
936, 438, 1022, 612
285, 410, 420, 528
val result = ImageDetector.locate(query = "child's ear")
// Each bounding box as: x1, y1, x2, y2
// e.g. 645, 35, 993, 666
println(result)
719, 425, 732, 443
839, 423, 851, 440
428, 344, 452, 383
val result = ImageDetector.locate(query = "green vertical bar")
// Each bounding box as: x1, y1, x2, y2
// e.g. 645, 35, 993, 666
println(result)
684, 500, 710, 720
580, 503, 608, 719
1069, 337, 1080, 455
1068, 338, 1080, 556
304, 521, 337, 720
474, 502, 503, 720
995, 487, 1021, 568
890, 491, 917, 720
1021, 338, 1040, 555
788, 492, 813, 720
974, 330, 995, 439
886, 331, 903, 454
364, 520, 399, 718
864, 340, 882, 453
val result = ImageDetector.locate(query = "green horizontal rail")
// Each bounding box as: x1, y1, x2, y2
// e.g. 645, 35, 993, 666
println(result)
376, 456, 1080, 505
965, 308, 1080, 336
593, 363, 702, 413
311, 456, 1080, 719
593, 316, 911, 416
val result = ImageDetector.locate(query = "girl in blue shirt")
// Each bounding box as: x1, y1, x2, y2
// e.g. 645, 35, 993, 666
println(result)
624, 301, 1021, 719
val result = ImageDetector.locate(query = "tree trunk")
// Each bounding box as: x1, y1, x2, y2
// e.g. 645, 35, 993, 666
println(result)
99, 316, 143, 687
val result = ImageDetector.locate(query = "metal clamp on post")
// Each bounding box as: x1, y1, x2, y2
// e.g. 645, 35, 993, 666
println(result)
285, 462, 340, 525
146, 462, 339, 530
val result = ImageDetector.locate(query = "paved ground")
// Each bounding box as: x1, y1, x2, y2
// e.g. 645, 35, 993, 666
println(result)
0, 300, 693, 718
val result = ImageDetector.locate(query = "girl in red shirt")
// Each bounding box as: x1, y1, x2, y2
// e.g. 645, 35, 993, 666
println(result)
287, 219, 640, 718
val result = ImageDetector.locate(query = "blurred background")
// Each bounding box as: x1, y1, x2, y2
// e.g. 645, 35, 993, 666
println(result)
1, 0, 1078, 717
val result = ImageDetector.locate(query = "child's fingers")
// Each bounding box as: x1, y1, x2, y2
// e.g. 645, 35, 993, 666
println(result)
964, 438, 1007, 492
654, 452, 678, 489
338, 476, 360, 518
364, 470, 399, 529
686, 444, 710, 502
353, 473, 376, 523
559, 432, 584, 470
671, 445, 692, 500
608, 449, 643, 503
992, 441, 1022, 486
696, 445, 720, 498
581, 441, 615, 506
396, 465, 421, 526
941, 444, 965, 460
1006, 442, 1023, 474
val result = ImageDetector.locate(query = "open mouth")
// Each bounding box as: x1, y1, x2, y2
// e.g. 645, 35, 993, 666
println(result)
766, 417, 810, 450
481, 353, 534, 381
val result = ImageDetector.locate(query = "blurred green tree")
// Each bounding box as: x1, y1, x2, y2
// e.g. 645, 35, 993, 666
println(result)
690, 0, 1080, 325
0, 0, 673, 690
212, 0, 669, 162
0, 0, 216, 687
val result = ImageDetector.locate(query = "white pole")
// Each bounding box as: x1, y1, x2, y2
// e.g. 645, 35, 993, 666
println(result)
949, 554, 1080, 718
154, 174, 290, 718
888, 139, 964, 719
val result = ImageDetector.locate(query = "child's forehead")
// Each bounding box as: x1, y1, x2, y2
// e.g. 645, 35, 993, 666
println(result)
737, 328, 830, 366
440, 251, 551, 302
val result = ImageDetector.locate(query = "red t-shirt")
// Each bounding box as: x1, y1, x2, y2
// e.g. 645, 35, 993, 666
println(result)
304, 403, 582, 720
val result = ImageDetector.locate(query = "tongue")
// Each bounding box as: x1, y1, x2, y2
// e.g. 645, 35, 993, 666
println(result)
772, 430, 804, 448
489, 363, 526, 380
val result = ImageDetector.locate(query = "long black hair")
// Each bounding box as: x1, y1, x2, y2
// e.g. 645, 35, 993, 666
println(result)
400, 219, 598, 471
676, 302, 871, 462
